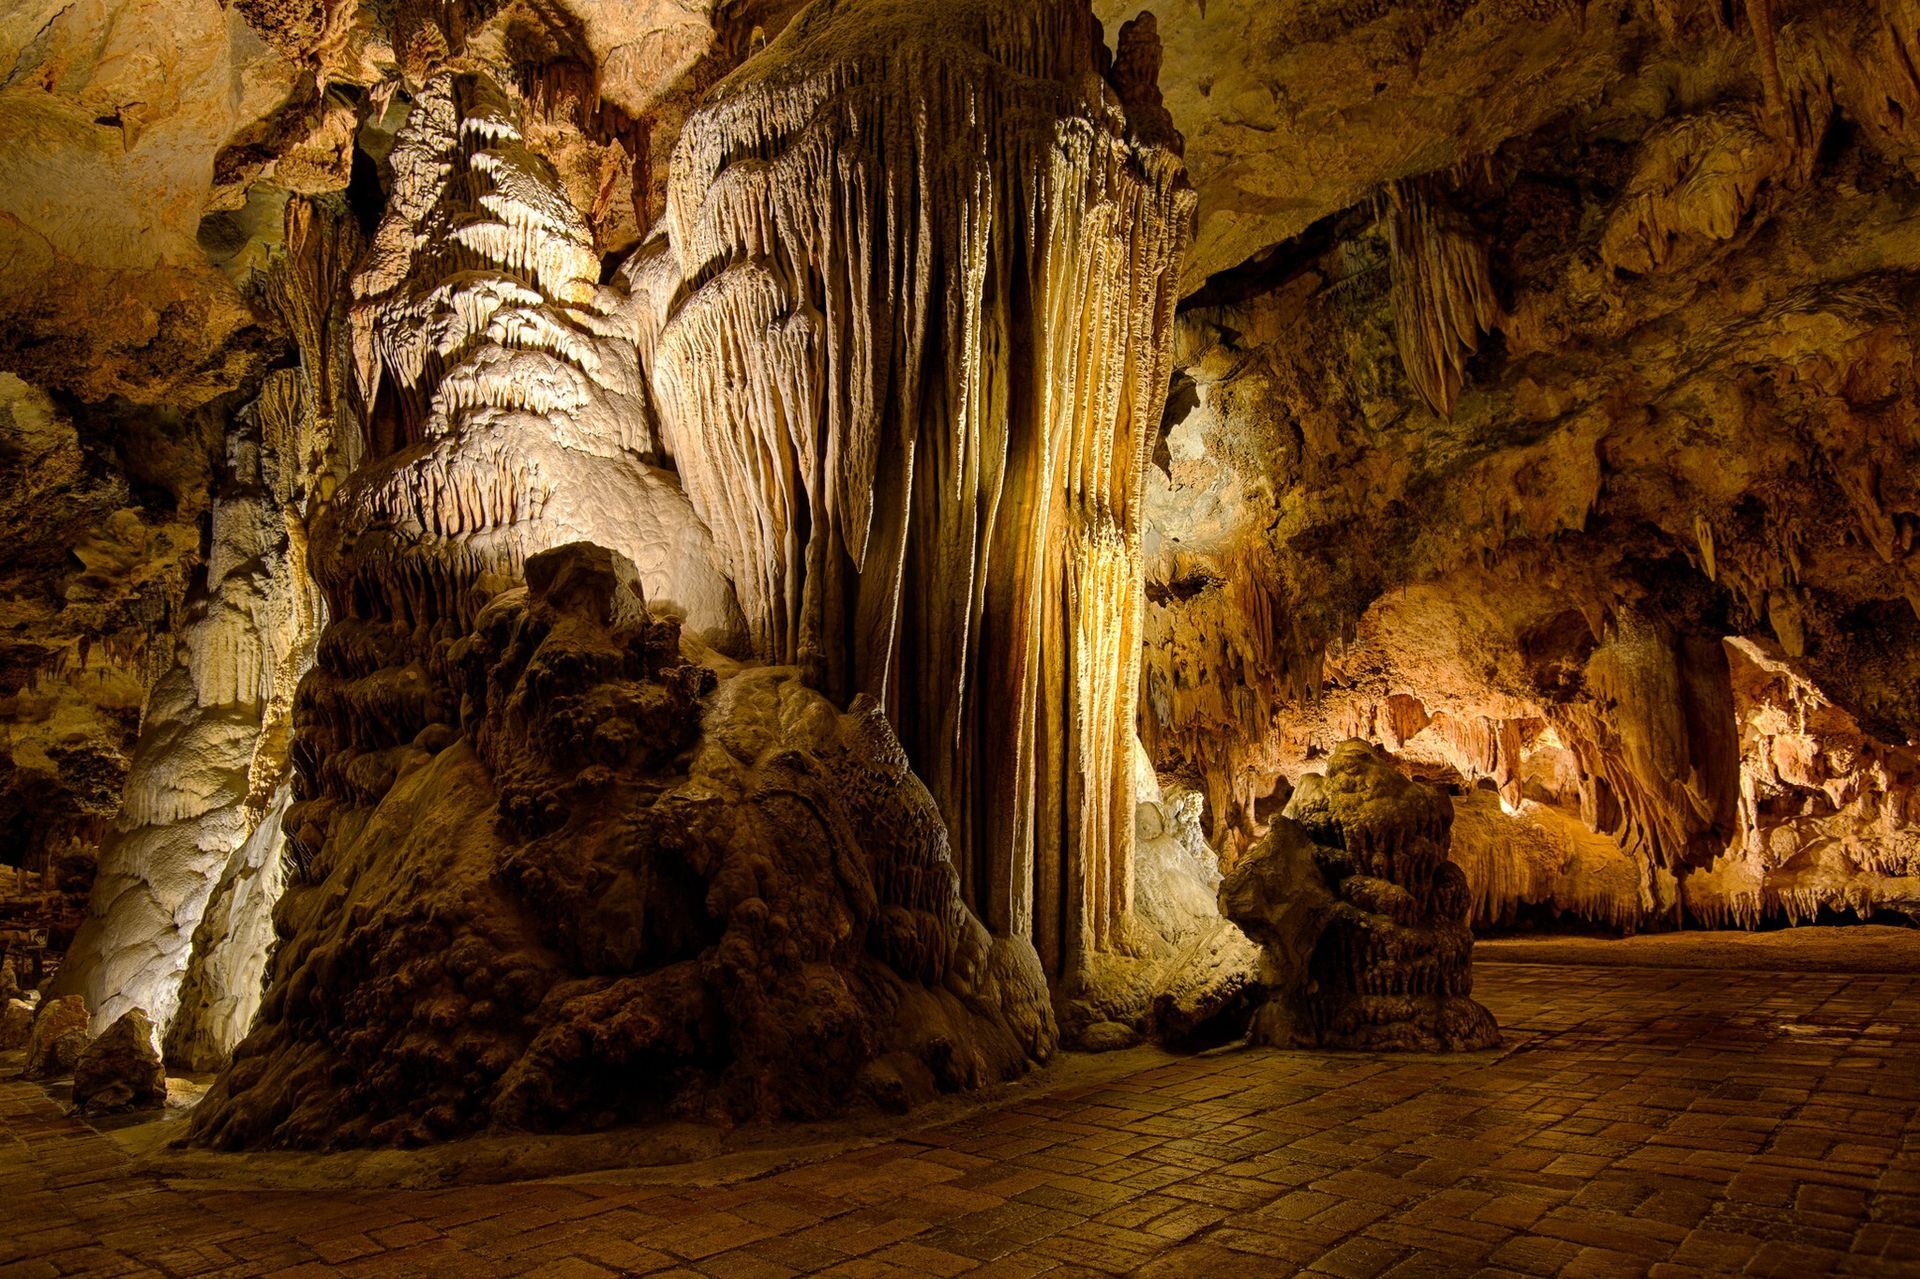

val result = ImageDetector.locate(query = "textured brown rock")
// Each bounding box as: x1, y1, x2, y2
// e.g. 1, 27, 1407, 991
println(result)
23, 994, 89, 1079
1223, 741, 1498, 1052
0, 998, 33, 1051
8, 0, 1920, 1154
72, 1010, 166, 1114
189, 543, 1051, 1148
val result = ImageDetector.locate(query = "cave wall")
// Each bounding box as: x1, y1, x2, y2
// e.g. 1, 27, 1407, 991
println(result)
1138, 0, 1920, 931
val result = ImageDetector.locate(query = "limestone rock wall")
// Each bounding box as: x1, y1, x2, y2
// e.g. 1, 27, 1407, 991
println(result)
1139, 1, 1920, 931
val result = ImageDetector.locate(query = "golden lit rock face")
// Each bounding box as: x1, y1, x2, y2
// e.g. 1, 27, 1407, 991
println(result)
184, 0, 1210, 1144
10, 0, 1920, 1147
651, 0, 1193, 983
1140, 1, 1920, 931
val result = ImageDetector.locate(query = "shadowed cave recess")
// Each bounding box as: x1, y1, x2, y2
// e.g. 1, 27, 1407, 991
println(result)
1, 0, 1917, 1160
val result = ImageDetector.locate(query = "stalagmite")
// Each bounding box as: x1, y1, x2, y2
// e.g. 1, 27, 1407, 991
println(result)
1222, 741, 1498, 1052
53, 374, 325, 1046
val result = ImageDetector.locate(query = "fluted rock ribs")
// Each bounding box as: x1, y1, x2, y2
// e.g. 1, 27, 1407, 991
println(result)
649, 0, 1193, 983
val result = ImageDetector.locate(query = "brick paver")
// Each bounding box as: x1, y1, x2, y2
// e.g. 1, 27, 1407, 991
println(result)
5, 957, 1919, 1277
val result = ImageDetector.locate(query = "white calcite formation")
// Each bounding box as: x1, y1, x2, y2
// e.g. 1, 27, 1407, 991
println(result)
54, 371, 323, 1050
331, 73, 745, 658
648, 0, 1193, 993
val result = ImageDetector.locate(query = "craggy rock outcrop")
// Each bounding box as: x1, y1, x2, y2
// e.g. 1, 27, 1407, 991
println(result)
72, 1009, 167, 1114
1222, 741, 1498, 1052
189, 544, 1051, 1148
23, 994, 89, 1079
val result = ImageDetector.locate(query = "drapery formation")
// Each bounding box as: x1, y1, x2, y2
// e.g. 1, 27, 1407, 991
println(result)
648, 0, 1192, 980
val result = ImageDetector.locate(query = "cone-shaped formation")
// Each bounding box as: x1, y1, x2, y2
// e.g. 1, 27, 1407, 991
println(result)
189, 544, 1052, 1148
1223, 740, 1499, 1052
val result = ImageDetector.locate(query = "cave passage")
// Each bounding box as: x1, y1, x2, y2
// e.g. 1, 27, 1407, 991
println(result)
5, 933, 1918, 1275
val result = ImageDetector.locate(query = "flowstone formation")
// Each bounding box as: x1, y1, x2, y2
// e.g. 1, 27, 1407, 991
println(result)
190, 544, 1049, 1147
55, 370, 322, 1055
1223, 741, 1499, 1053
649, 0, 1193, 990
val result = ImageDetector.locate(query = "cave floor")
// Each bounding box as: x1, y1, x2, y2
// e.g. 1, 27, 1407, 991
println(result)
6, 935, 1920, 1279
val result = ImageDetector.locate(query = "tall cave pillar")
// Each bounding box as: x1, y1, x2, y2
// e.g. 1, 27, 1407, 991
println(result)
54, 374, 324, 1051
649, 0, 1193, 983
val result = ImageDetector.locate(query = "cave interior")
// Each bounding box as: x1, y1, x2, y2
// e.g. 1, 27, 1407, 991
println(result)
2, 0, 1919, 1274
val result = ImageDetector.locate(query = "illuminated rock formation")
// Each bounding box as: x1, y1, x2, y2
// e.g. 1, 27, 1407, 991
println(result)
1223, 741, 1498, 1052
650, 0, 1193, 992
1057, 741, 1259, 1050
190, 543, 1051, 1147
190, 27, 1131, 1140
1140, 2, 1920, 932
54, 369, 323, 1050
13, 0, 1920, 1159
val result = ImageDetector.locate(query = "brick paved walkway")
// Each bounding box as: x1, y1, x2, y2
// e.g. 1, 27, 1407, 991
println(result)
5, 955, 1919, 1278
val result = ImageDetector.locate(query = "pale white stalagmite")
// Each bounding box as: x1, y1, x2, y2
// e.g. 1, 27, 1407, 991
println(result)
650, 0, 1193, 982
331, 74, 744, 654
56, 373, 325, 1041
165, 784, 292, 1068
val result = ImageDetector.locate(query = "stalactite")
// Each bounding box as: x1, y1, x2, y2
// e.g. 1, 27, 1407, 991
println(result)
1384, 178, 1501, 419
648, 0, 1193, 983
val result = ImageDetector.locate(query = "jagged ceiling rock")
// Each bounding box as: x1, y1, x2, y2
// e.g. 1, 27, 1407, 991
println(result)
1093, 0, 1642, 293
0, 0, 299, 402
1139, 0, 1920, 932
